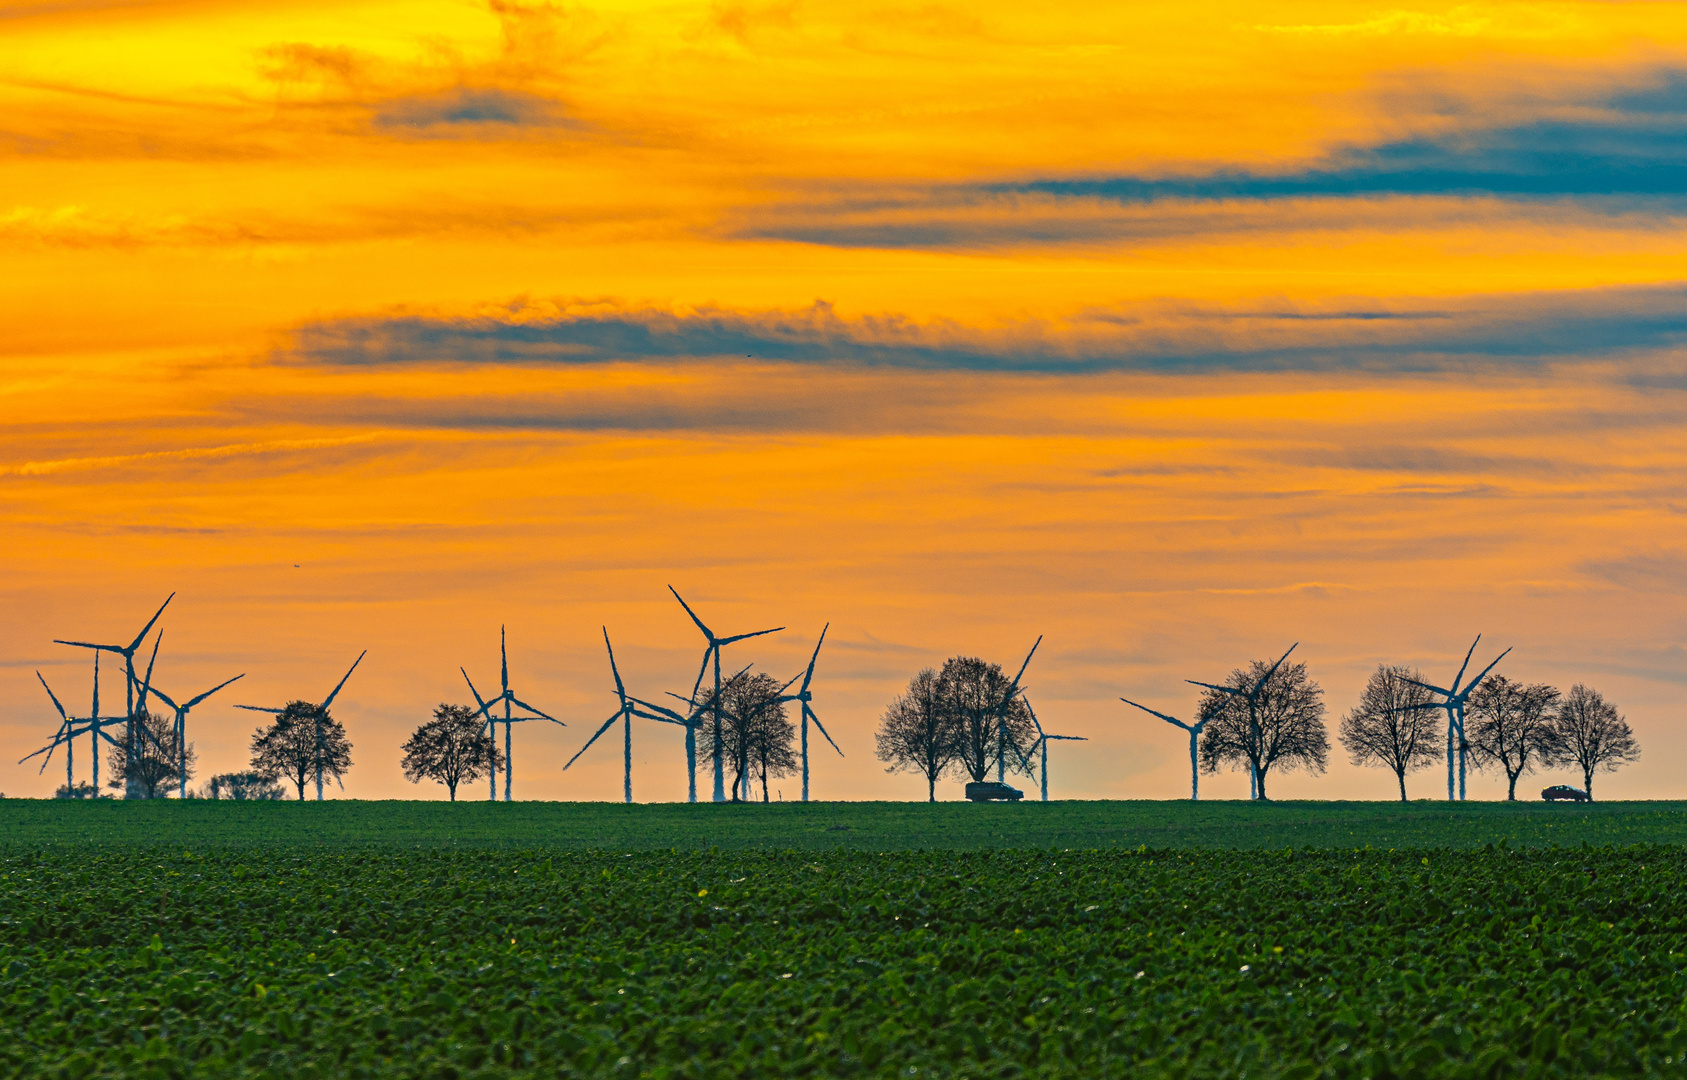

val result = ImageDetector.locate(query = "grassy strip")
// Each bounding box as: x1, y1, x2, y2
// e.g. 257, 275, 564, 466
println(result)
2, 798, 1686, 850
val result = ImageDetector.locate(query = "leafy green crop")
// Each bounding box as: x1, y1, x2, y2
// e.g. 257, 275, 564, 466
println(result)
4, 845, 1686, 1078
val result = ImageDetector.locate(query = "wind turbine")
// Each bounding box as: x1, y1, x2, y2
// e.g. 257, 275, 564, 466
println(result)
629, 662, 754, 801
54, 593, 174, 798
668, 586, 783, 802
564, 629, 683, 802
993, 636, 1042, 784
775, 625, 841, 802
20, 671, 119, 793
138, 671, 245, 799
1186, 643, 1297, 800
1023, 698, 1085, 801
460, 627, 563, 801
235, 651, 365, 800
1121, 696, 1206, 801
1397, 635, 1511, 801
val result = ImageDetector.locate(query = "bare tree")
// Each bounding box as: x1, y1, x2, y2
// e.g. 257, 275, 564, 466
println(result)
1466, 675, 1559, 801
938, 656, 1036, 784
875, 669, 956, 801
205, 771, 288, 800
1198, 660, 1327, 799
1545, 684, 1638, 801
105, 709, 194, 799
401, 704, 502, 801
749, 702, 798, 802
250, 701, 353, 801
699, 673, 795, 802
1339, 665, 1442, 801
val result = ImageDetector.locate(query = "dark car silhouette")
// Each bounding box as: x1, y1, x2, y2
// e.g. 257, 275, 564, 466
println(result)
1542, 785, 1589, 802
965, 781, 1024, 802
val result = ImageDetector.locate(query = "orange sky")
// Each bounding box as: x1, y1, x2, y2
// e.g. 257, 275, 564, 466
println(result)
3, 0, 1684, 802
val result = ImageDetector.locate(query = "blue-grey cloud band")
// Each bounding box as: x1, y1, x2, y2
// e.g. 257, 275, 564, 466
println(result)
288, 285, 1687, 373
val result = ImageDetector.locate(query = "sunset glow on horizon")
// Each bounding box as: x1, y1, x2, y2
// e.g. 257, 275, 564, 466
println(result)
3, 0, 1684, 803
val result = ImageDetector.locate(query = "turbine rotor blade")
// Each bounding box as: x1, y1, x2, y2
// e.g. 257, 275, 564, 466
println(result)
564, 713, 622, 770
807, 705, 844, 755
183, 674, 244, 710
603, 628, 629, 702
508, 697, 560, 724
126, 593, 175, 654
321, 650, 366, 711
668, 586, 714, 641
461, 667, 490, 711
1450, 634, 1481, 694
1402, 677, 1452, 697
1461, 647, 1512, 700
233, 704, 283, 714
136, 629, 162, 713
1120, 696, 1190, 730
1254, 642, 1298, 695
800, 624, 828, 692
689, 646, 714, 703
1007, 635, 1042, 694
718, 626, 783, 646
36, 672, 68, 721
54, 640, 117, 652
1185, 679, 1245, 697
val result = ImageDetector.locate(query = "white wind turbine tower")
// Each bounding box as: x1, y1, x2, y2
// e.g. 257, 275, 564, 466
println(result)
1023, 697, 1085, 801
993, 637, 1042, 784
776, 625, 842, 802
461, 626, 564, 801
138, 670, 245, 799
1120, 696, 1207, 801
54, 594, 173, 798
668, 586, 782, 802
1397, 635, 1510, 801
563, 628, 685, 802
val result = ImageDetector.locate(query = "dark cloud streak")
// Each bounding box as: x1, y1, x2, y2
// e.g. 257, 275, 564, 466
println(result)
287, 286, 1687, 374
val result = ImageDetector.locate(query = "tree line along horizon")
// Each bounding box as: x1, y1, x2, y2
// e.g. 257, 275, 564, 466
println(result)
44, 649, 1640, 804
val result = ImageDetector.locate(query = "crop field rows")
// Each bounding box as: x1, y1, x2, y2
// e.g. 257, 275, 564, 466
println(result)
4, 841, 1687, 1078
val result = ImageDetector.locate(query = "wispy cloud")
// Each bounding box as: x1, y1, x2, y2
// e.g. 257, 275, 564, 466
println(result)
286, 285, 1687, 373
372, 88, 578, 134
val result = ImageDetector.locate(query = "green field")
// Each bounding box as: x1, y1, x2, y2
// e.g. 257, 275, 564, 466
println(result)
3, 801, 1686, 1078
2, 798, 1685, 850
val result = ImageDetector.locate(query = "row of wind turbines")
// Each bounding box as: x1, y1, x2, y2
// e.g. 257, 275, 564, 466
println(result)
1122, 637, 1509, 800
21, 587, 874, 804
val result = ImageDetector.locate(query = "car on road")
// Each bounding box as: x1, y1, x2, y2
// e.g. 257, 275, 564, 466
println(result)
965, 781, 1024, 802
1542, 785, 1589, 802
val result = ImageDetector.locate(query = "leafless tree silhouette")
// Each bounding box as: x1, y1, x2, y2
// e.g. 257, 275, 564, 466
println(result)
401, 703, 503, 801
1339, 665, 1442, 801
1197, 660, 1327, 799
1545, 684, 1638, 801
875, 669, 955, 801
250, 701, 353, 801
939, 656, 1036, 784
105, 709, 193, 799
699, 672, 796, 802
1466, 675, 1559, 800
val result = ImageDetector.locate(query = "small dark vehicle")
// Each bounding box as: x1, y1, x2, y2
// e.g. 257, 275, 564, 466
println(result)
966, 781, 1024, 802
1542, 785, 1589, 802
